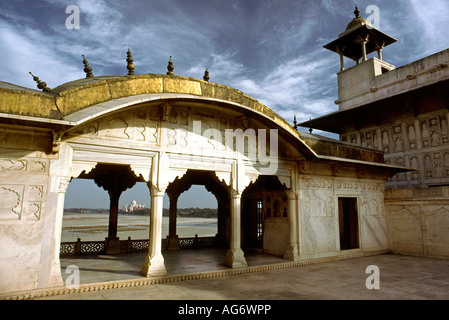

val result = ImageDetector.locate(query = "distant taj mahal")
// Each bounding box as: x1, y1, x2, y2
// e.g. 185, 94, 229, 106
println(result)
122, 200, 146, 212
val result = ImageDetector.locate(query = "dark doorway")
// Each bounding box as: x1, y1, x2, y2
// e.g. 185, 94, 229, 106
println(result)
241, 176, 288, 253
338, 197, 359, 250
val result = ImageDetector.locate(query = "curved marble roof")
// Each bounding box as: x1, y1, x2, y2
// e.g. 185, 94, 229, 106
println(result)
0, 73, 408, 169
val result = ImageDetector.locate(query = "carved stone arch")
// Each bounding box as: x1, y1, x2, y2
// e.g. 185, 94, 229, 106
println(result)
129, 164, 152, 182
166, 169, 229, 199
278, 175, 291, 190
70, 161, 98, 180
165, 168, 231, 249
214, 171, 231, 187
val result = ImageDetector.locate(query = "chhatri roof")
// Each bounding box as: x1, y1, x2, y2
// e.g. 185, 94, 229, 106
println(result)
344, 6, 372, 31
323, 6, 397, 62
300, 5, 449, 134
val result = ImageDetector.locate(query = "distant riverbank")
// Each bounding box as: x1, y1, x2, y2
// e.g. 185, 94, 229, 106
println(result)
62, 211, 218, 242
64, 207, 218, 218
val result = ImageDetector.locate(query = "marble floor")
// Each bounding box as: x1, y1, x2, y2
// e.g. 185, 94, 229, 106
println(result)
32, 251, 449, 302
59, 248, 286, 284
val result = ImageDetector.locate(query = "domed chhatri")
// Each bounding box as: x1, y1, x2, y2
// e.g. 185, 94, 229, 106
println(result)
345, 5, 372, 31
323, 6, 397, 70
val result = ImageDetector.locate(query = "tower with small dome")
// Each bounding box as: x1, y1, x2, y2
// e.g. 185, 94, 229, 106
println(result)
299, 6, 449, 191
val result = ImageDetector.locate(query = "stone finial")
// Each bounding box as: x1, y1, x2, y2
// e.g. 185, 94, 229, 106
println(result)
203, 68, 210, 81
293, 115, 298, 130
29, 72, 51, 93
309, 118, 313, 134
166, 56, 174, 75
126, 49, 135, 75
82, 55, 94, 78
354, 5, 360, 18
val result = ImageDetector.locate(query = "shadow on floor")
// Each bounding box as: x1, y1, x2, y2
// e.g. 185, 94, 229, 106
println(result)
60, 248, 287, 285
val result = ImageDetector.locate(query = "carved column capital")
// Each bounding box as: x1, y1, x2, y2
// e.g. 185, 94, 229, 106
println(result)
285, 189, 298, 201
148, 183, 166, 197
229, 188, 242, 199
58, 176, 71, 194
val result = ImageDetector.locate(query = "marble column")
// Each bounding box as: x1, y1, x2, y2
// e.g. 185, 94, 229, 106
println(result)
167, 192, 180, 250
37, 176, 70, 289
224, 189, 247, 268
283, 191, 300, 261
339, 53, 345, 71
37, 143, 73, 289
105, 188, 121, 254
92, 166, 137, 255
377, 47, 383, 60
141, 186, 167, 277
360, 36, 369, 62
216, 196, 227, 248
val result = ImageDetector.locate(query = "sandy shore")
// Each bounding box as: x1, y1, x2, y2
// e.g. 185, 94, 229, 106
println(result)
62, 212, 217, 242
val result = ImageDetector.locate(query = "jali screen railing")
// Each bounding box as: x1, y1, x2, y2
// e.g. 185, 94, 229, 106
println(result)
60, 235, 218, 256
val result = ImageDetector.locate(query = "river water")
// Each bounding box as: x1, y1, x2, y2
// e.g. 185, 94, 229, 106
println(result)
62, 212, 218, 242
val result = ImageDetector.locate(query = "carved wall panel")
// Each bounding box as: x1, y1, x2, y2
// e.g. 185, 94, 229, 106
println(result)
420, 119, 431, 148
26, 185, 43, 199
0, 159, 48, 174
440, 115, 449, 144
424, 207, 449, 257
386, 196, 449, 258
0, 185, 24, 220
360, 198, 384, 217
302, 178, 333, 190
441, 153, 448, 177
406, 122, 417, 151
0, 156, 49, 222
26, 202, 42, 220
335, 180, 384, 192
341, 109, 449, 188
69, 107, 161, 144
302, 191, 334, 218
0, 160, 27, 172
392, 125, 404, 153
388, 205, 423, 254
394, 157, 407, 181
381, 127, 391, 153
103, 116, 132, 139
28, 160, 47, 173
359, 130, 378, 149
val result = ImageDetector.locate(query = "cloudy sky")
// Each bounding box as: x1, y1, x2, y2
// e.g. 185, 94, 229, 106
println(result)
2, 0, 449, 208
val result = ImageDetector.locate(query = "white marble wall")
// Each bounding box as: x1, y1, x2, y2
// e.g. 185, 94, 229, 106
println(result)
385, 187, 449, 258
298, 175, 387, 259
0, 151, 52, 292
